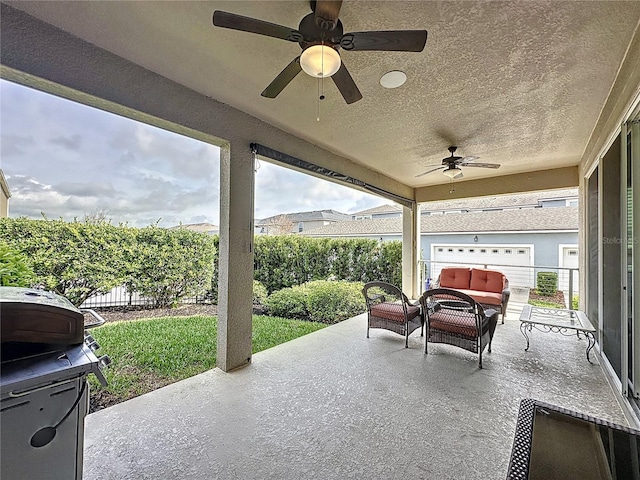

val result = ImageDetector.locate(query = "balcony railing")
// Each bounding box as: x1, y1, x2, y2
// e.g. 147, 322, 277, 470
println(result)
419, 260, 578, 308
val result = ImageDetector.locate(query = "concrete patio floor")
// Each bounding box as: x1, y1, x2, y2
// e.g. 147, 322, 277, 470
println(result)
83, 290, 628, 479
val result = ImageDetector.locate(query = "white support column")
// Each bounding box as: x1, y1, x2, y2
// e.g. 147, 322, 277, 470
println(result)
217, 143, 255, 372
402, 203, 420, 299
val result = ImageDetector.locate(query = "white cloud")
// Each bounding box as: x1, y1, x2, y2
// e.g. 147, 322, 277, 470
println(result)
1, 79, 384, 227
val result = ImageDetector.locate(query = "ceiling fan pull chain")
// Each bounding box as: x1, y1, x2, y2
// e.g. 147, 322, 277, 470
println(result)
320, 43, 326, 100
317, 77, 321, 121
317, 42, 326, 122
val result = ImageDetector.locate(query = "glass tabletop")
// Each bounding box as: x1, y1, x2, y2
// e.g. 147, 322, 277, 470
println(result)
520, 305, 595, 332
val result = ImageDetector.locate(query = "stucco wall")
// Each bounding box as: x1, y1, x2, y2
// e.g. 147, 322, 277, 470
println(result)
0, 194, 8, 217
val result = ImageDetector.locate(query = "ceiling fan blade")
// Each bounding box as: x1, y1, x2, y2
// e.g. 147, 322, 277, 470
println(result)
313, 1, 343, 30
213, 11, 303, 42
459, 155, 479, 163
340, 30, 427, 52
415, 166, 445, 178
460, 162, 501, 169
331, 63, 363, 104
261, 57, 302, 98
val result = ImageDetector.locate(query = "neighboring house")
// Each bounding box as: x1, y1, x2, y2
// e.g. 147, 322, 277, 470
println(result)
0, 169, 11, 218
305, 189, 579, 290
255, 209, 351, 235
169, 222, 219, 235
351, 188, 578, 218
351, 204, 401, 220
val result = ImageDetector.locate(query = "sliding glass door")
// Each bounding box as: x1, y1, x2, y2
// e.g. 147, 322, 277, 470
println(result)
623, 117, 639, 401
589, 112, 639, 408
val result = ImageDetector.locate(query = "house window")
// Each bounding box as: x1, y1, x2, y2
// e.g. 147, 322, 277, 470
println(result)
448, 248, 453, 252
437, 248, 443, 252
518, 249, 526, 254
298, 222, 303, 232
568, 250, 578, 256
458, 248, 464, 252
480, 249, 486, 253
469, 249, 475, 253
505, 249, 512, 254
492, 249, 499, 254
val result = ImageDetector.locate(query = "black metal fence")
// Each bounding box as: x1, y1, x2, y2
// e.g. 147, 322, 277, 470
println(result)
79, 286, 209, 309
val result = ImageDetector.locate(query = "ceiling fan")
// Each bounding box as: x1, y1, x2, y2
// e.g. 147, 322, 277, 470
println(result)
415, 146, 501, 179
212, 1, 428, 104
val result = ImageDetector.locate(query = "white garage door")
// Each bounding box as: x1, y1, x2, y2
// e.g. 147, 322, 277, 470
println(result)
559, 245, 579, 297
431, 244, 534, 287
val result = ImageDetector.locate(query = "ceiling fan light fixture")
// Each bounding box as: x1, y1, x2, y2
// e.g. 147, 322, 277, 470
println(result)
443, 166, 462, 179
380, 70, 407, 89
300, 45, 341, 78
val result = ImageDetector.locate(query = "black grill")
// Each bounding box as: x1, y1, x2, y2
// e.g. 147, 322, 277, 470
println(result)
1, 287, 110, 480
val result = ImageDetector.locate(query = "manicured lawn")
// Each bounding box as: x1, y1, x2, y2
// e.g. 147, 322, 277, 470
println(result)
89, 315, 327, 411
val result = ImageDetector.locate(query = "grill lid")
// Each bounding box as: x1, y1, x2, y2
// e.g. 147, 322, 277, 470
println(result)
0, 287, 84, 347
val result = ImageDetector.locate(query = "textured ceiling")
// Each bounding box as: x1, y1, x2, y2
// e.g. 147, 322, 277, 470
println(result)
7, 1, 640, 187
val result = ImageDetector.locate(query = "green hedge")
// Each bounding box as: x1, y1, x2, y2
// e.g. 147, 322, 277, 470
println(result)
0, 218, 129, 305
0, 218, 215, 307
124, 226, 216, 308
253, 236, 401, 293
264, 284, 310, 319
0, 218, 401, 307
537, 271, 558, 296
252, 280, 268, 306
0, 243, 35, 287
264, 280, 366, 323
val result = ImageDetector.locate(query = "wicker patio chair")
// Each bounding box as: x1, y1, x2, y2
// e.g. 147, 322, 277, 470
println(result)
362, 281, 424, 348
419, 288, 499, 368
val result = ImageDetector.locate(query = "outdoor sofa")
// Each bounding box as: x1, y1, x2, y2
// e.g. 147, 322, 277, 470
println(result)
434, 267, 510, 323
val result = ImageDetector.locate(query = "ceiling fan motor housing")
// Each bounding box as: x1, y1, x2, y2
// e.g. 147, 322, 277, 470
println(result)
298, 13, 343, 49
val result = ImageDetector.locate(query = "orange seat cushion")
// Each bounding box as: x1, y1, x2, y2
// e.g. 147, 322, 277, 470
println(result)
460, 289, 502, 306
370, 302, 420, 323
470, 268, 505, 294
439, 268, 472, 289
428, 310, 479, 337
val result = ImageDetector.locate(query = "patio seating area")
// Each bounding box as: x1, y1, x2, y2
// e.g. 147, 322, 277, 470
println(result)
83, 289, 628, 479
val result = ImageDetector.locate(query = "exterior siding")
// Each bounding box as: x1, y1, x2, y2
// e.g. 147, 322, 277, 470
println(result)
420, 232, 578, 267
310, 231, 578, 270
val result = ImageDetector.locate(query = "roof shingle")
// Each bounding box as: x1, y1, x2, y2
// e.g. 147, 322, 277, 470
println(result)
304, 206, 579, 236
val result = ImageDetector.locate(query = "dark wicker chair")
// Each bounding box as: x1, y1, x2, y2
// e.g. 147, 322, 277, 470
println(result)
362, 281, 424, 348
419, 288, 499, 368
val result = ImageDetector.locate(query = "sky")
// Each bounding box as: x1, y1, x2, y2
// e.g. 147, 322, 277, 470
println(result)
0, 80, 384, 228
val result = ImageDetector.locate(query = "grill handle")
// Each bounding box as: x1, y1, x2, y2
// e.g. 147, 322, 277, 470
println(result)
80, 308, 106, 329
8, 378, 76, 398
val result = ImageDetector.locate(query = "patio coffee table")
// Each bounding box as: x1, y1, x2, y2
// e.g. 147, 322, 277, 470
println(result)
519, 305, 596, 363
